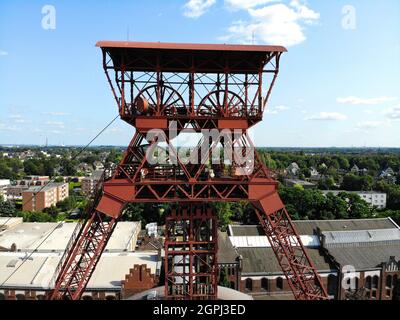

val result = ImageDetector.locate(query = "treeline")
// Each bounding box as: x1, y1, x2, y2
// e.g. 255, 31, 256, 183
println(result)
0, 148, 123, 179
258, 149, 400, 174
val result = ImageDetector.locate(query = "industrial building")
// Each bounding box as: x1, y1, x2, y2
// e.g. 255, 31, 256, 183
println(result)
221, 218, 400, 300
0, 219, 163, 300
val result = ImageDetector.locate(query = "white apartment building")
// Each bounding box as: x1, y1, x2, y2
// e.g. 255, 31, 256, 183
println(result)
322, 190, 387, 209
0, 179, 11, 200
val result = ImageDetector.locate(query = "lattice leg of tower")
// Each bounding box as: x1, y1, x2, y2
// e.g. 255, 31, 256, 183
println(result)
254, 202, 328, 300
48, 210, 118, 300
164, 204, 218, 300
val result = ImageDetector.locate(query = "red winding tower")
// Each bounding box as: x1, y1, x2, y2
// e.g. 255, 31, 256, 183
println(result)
48, 41, 328, 300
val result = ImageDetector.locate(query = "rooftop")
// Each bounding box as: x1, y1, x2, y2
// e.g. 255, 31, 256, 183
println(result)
97, 40, 286, 73
0, 221, 141, 252
0, 251, 160, 290
326, 244, 400, 270
322, 228, 400, 247
24, 182, 67, 193
321, 190, 386, 195
229, 218, 398, 236
237, 247, 334, 275
217, 231, 238, 264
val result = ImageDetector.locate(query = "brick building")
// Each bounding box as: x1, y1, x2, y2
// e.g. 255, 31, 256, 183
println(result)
22, 182, 69, 211
81, 170, 103, 196
225, 218, 400, 300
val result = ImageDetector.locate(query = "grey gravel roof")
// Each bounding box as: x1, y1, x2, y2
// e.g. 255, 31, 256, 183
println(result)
229, 218, 397, 236
237, 247, 334, 275
326, 245, 400, 270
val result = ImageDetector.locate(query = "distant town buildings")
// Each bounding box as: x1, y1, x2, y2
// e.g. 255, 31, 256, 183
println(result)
379, 167, 397, 184
22, 182, 69, 211
285, 162, 300, 177
322, 190, 387, 209
284, 178, 316, 189
0, 179, 11, 199
82, 170, 103, 196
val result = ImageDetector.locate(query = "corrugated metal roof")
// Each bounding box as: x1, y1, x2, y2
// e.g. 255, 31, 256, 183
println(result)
229, 218, 397, 237
322, 228, 400, 247
229, 235, 320, 248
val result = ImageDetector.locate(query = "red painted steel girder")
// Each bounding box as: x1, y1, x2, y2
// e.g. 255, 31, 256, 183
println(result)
164, 204, 218, 300
48, 41, 328, 301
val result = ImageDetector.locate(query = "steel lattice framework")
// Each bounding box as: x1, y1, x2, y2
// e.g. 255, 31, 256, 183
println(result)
48, 41, 328, 300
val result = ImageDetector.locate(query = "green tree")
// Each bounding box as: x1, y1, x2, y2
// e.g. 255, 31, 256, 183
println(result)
213, 202, 232, 231
0, 198, 16, 216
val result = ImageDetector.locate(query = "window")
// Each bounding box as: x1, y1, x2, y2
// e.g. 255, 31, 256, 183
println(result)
261, 278, 269, 291
365, 276, 372, 289
371, 290, 377, 298
245, 278, 253, 291
230, 281, 235, 289
105, 295, 116, 300
327, 274, 337, 296
372, 276, 379, 289
276, 277, 283, 290
16, 294, 26, 300
386, 275, 392, 288
393, 275, 398, 287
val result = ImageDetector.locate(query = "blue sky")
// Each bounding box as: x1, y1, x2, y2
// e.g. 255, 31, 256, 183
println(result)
0, 0, 399, 147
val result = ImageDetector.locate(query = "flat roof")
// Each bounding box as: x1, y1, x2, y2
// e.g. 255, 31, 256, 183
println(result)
24, 182, 67, 193
0, 251, 159, 289
96, 41, 287, 53
97, 41, 286, 73
0, 221, 141, 252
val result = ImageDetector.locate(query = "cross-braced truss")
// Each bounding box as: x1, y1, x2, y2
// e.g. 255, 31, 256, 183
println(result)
49, 41, 328, 300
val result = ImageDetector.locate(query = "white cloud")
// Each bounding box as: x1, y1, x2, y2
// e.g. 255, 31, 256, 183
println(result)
219, 1, 319, 47
42, 112, 70, 116
355, 121, 385, 130
225, 0, 280, 10
46, 121, 65, 128
9, 114, 22, 119
274, 105, 290, 111
306, 112, 347, 121
8, 114, 31, 124
266, 105, 290, 114
363, 109, 374, 114
0, 50, 8, 57
182, 0, 216, 18
384, 105, 400, 120
337, 96, 397, 105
